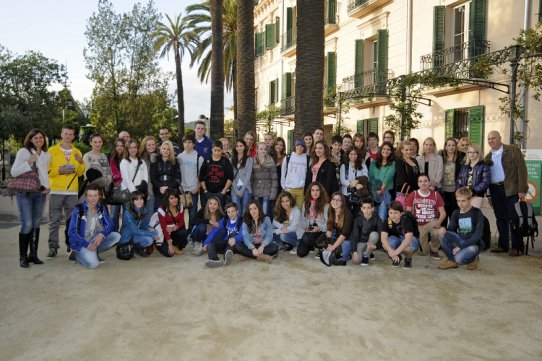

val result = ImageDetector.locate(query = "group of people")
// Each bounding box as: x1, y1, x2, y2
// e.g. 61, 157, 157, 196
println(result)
11, 120, 528, 271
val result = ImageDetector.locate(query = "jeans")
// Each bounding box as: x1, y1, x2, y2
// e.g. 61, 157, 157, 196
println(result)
234, 242, 279, 259
132, 235, 154, 247
489, 184, 521, 250
48, 194, 78, 249
377, 189, 391, 223
387, 235, 420, 252
76, 232, 120, 269
337, 240, 351, 261
273, 232, 299, 247
439, 231, 479, 264
191, 223, 209, 243
254, 196, 270, 216
146, 194, 156, 225
16, 192, 46, 234
187, 192, 200, 225
110, 204, 122, 232
231, 189, 251, 216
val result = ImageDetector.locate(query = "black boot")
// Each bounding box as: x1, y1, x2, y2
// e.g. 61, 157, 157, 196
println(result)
27, 228, 44, 264
19, 232, 30, 268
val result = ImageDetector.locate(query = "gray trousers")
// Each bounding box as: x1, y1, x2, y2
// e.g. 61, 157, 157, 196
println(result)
48, 194, 78, 249
353, 231, 380, 257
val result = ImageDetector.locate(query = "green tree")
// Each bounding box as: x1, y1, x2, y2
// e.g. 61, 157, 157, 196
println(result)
153, 13, 198, 145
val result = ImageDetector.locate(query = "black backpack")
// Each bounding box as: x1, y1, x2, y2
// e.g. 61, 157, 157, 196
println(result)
511, 199, 538, 254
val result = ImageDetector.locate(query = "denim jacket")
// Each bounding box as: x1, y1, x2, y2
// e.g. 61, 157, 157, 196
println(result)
456, 162, 491, 196
67, 201, 114, 252
119, 207, 156, 244
241, 216, 273, 249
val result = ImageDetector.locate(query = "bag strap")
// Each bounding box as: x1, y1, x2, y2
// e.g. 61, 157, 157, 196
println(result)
67, 173, 78, 190
132, 161, 141, 183
400, 183, 411, 195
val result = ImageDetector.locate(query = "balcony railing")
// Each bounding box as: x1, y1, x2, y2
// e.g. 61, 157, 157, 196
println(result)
421, 40, 491, 71
280, 96, 295, 115
341, 68, 392, 93
281, 29, 297, 52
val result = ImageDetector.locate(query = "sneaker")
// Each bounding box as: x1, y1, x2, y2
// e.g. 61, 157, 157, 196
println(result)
192, 243, 204, 256
47, 248, 58, 259
404, 258, 412, 269
68, 250, 77, 262
315, 249, 322, 259
361, 256, 369, 266
333, 259, 347, 266
438, 260, 459, 270
281, 243, 293, 252
135, 246, 150, 258
224, 250, 233, 266
289, 247, 297, 255
370, 253, 375, 259
430, 250, 441, 260
391, 255, 402, 268
98, 255, 106, 264
490, 247, 508, 253
205, 259, 223, 268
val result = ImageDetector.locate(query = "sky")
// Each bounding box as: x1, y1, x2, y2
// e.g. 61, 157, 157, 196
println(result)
0, 0, 233, 123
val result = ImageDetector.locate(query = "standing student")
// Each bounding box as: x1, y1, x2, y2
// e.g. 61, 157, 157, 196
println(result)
109, 138, 125, 231
264, 133, 275, 151
416, 137, 443, 190
140, 136, 158, 220
350, 198, 382, 266
409, 138, 420, 157
118, 131, 130, 143
119, 191, 158, 258
194, 119, 213, 159
456, 144, 490, 209
297, 182, 330, 258
12, 129, 51, 267
269, 136, 287, 195
383, 130, 395, 146
353, 133, 366, 158
231, 139, 254, 216
438, 187, 484, 270
156, 189, 188, 257
340, 147, 368, 214
157, 126, 181, 156
394, 140, 420, 197
303, 132, 314, 155
313, 128, 324, 143
83, 133, 112, 189
440, 137, 464, 224
341, 134, 353, 153
120, 140, 149, 203
204, 202, 243, 268
366, 132, 380, 167
281, 140, 309, 209
218, 137, 232, 161
244, 131, 257, 158
330, 135, 344, 177
237, 200, 278, 263
272, 191, 303, 252
199, 141, 234, 207
150, 141, 182, 210
305, 140, 339, 197
252, 142, 278, 216
47, 125, 85, 259
381, 201, 420, 269
321, 192, 353, 266
369, 141, 396, 223
178, 133, 203, 222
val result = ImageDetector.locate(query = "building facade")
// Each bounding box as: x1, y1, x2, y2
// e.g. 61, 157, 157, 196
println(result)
253, 0, 541, 154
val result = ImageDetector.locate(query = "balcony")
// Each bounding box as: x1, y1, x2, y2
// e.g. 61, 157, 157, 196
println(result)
323, 85, 338, 115
325, 1, 339, 36
281, 29, 297, 57
420, 40, 491, 76
280, 96, 295, 116
347, 0, 392, 18
341, 69, 391, 107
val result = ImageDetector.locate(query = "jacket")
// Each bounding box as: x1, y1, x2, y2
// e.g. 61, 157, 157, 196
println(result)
194, 135, 214, 159
232, 157, 254, 194
485, 144, 528, 197
272, 206, 304, 239
11, 147, 51, 189
48, 143, 85, 192
150, 158, 182, 195
305, 159, 339, 197
394, 157, 420, 194
67, 201, 115, 252
416, 153, 443, 187
157, 206, 185, 242
251, 155, 279, 200
119, 207, 156, 244
456, 161, 491, 197
241, 216, 274, 249
301, 203, 330, 232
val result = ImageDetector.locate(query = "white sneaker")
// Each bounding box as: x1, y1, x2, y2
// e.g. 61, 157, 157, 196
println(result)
289, 247, 297, 255
192, 243, 204, 256
224, 250, 233, 266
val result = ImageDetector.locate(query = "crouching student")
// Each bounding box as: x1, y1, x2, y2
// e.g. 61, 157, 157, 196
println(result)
321, 192, 353, 266
156, 188, 188, 257
272, 191, 303, 253
68, 184, 120, 269
204, 202, 243, 268
438, 187, 484, 270
189, 196, 224, 256
119, 191, 158, 258
381, 201, 420, 269
297, 182, 330, 258
350, 198, 383, 266
237, 201, 278, 263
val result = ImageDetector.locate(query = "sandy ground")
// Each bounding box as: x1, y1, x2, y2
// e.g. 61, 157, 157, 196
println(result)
1, 217, 542, 361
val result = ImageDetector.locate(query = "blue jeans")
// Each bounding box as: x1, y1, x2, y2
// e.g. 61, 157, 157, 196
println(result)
377, 189, 391, 223
76, 232, 121, 269
133, 235, 154, 247
145, 194, 156, 225
439, 231, 479, 264
231, 189, 251, 216
187, 192, 200, 225
273, 232, 299, 247
16, 192, 46, 234
387, 235, 420, 252
254, 196, 270, 216
110, 204, 122, 232
191, 223, 208, 243
338, 240, 351, 261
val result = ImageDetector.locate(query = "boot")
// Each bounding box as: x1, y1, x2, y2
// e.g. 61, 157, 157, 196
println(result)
257, 254, 273, 264
19, 232, 30, 268
27, 228, 44, 264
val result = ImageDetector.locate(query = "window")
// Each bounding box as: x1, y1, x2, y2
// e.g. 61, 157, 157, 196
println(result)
269, 79, 279, 105
351, 30, 388, 89
452, 3, 470, 62
445, 106, 485, 149
356, 118, 379, 136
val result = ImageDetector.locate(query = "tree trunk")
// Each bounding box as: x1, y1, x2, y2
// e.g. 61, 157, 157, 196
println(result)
210, 0, 225, 140
294, 0, 325, 139
175, 44, 185, 148
236, 0, 255, 137
232, 59, 238, 139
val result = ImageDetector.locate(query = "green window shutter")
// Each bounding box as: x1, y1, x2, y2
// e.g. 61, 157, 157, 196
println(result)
356, 120, 364, 134
275, 17, 280, 44
445, 109, 455, 139
469, 0, 487, 57
540, 0, 542, 23
255, 32, 264, 56
287, 129, 294, 153
354, 40, 364, 88
282, 72, 292, 98
327, 0, 336, 24
433, 6, 445, 68
269, 81, 273, 104
368, 118, 379, 134
286, 7, 293, 45
274, 78, 279, 104
327, 52, 336, 94
468, 105, 485, 148
265, 24, 275, 50
376, 30, 388, 84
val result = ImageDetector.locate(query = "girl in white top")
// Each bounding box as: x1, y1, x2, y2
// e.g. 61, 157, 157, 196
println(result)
339, 147, 368, 195
120, 139, 149, 194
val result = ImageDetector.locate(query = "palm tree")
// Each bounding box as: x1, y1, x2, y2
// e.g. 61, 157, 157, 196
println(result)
236, 0, 255, 137
294, 1, 325, 138
152, 13, 197, 144
209, 0, 224, 140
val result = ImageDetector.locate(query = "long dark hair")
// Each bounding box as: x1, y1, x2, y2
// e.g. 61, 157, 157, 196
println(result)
161, 188, 181, 212
269, 137, 286, 164
327, 192, 346, 232
310, 140, 331, 165
110, 138, 126, 166
24, 128, 48, 151
353, 133, 366, 159
231, 139, 248, 169
348, 147, 364, 170
128, 191, 146, 221
303, 181, 329, 216
376, 141, 395, 169
243, 200, 265, 233
274, 191, 296, 223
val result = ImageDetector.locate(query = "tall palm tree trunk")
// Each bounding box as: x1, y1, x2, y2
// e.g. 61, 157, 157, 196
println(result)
236, 0, 255, 137
294, 0, 325, 139
175, 45, 185, 146
210, 0, 224, 140
232, 59, 238, 139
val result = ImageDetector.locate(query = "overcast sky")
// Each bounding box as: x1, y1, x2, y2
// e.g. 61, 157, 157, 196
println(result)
0, 0, 233, 123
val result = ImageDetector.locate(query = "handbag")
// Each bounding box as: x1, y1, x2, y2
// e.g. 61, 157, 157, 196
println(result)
8, 149, 41, 194
105, 162, 142, 204
395, 183, 411, 208
179, 185, 193, 209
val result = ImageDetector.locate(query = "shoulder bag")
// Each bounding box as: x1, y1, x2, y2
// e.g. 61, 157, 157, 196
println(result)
8, 149, 42, 194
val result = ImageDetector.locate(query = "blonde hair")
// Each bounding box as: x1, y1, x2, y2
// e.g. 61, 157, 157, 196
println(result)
455, 187, 473, 200
467, 144, 482, 166
422, 137, 437, 157
160, 141, 176, 164
459, 137, 472, 148
139, 136, 156, 162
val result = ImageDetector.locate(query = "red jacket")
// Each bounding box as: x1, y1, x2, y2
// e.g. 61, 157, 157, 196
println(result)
157, 206, 185, 241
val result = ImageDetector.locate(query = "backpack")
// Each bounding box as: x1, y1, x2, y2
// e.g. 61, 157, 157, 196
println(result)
65, 204, 87, 250
511, 199, 538, 254
116, 241, 135, 260
284, 154, 311, 177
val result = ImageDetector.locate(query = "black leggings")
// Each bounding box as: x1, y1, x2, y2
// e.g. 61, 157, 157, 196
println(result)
207, 228, 236, 260
296, 231, 323, 257
156, 228, 188, 257
234, 242, 279, 259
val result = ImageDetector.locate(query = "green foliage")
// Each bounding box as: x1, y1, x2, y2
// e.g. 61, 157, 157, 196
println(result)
333, 123, 353, 136
256, 105, 282, 133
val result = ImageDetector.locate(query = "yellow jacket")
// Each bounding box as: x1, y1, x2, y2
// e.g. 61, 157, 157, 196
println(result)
48, 143, 85, 192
